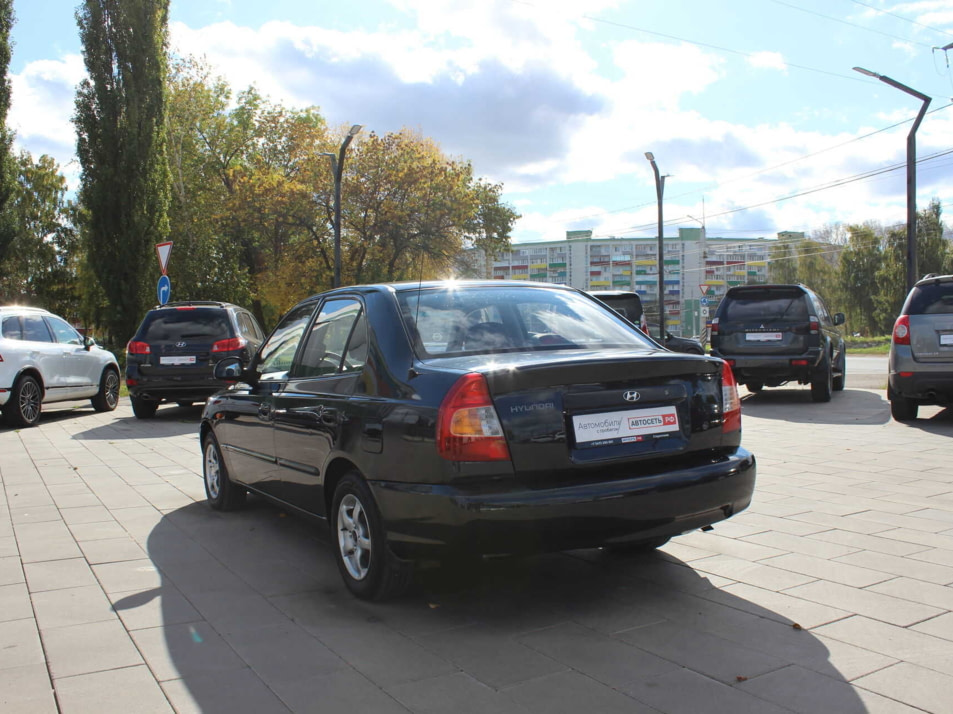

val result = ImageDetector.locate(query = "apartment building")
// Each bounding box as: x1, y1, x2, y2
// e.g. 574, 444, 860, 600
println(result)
476, 228, 790, 337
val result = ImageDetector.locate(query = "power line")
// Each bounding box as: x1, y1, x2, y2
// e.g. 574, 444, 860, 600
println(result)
845, 0, 953, 41
772, 0, 934, 48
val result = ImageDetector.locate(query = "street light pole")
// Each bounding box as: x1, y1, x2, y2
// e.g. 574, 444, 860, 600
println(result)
645, 152, 666, 342
853, 67, 931, 293
321, 124, 363, 288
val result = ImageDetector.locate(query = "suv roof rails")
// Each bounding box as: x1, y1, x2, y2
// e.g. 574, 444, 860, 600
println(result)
153, 300, 231, 309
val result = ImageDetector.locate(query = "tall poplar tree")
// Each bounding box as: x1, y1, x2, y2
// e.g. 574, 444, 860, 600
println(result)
74, 0, 171, 344
0, 0, 18, 269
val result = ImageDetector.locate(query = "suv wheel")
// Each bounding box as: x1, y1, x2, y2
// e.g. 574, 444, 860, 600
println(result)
746, 382, 764, 393
131, 395, 158, 419
91, 368, 120, 412
4, 375, 42, 427
810, 356, 833, 403
890, 395, 918, 422
832, 353, 846, 392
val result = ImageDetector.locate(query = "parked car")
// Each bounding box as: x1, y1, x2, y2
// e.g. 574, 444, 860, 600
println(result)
589, 291, 705, 354
0, 306, 120, 427
709, 284, 846, 402
888, 273, 953, 421
126, 301, 265, 419
200, 281, 756, 599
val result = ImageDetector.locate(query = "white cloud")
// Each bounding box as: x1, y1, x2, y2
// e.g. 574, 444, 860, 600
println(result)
10, 55, 85, 165
746, 51, 788, 72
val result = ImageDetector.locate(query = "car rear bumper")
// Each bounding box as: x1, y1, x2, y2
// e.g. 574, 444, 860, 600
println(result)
126, 376, 227, 402
711, 349, 822, 382
370, 448, 756, 558
889, 371, 953, 404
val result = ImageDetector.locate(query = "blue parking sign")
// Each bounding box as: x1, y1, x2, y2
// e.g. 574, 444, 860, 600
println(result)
157, 274, 171, 305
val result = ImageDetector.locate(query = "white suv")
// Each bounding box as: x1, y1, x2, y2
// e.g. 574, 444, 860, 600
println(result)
0, 306, 120, 427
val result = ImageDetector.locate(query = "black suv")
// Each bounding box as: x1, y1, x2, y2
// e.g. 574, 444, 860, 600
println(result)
590, 290, 705, 354
126, 301, 264, 418
709, 284, 846, 402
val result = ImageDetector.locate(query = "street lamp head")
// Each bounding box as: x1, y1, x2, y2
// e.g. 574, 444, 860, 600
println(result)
852, 66, 881, 79
348, 124, 363, 137
644, 151, 655, 162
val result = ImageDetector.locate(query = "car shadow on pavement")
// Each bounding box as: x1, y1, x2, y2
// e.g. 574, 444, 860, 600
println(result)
71, 405, 203, 440
115, 501, 874, 713
740, 388, 891, 426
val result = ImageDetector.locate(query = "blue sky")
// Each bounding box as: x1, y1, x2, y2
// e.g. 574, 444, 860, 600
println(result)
10, 0, 953, 243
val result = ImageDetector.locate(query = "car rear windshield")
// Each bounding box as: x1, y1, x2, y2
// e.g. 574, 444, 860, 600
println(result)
397, 286, 655, 357
720, 288, 810, 322
139, 308, 231, 342
594, 295, 643, 322
906, 282, 953, 315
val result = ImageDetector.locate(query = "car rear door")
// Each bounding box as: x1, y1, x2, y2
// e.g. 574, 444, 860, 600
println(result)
714, 287, 813, 355
907, 281, 953, 364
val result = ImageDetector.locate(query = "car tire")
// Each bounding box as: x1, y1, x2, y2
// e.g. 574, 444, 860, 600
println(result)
331, 471, 411, 601
832, 353, 846, 392
91, 368, 120, 412
605, 536, 670, 554
746, 382, 764, 393
810, 356, 833, 403
202, 432, 246, 510
890, 396, 918, 422
4, 375, 42, 428
130, 395, 158, 419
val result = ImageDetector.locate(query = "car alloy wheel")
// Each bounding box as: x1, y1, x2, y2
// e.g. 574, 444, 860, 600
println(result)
7, 375, 42, 427
92, 368, 120, 412
337, 493, 372, 581
204, 440, 222, 500
202, 434, 245, 510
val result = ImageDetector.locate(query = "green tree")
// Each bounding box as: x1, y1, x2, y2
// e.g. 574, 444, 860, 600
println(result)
0, 0, 18, 272
916, 198, 949, 277
837, 225, 882, 335
768, 241, 798, 284
74, 0, 172, 346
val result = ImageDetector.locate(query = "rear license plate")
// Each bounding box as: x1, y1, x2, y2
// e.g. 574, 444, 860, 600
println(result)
746, 332, 782, 342
572, 406, 679, 447
941, 334, 953, 346
159, 355, 196, 365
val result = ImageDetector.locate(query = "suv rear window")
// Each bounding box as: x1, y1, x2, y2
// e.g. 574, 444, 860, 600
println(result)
906, 282, 953, 315
721, 288, 810, 322
139, 309, 231, 342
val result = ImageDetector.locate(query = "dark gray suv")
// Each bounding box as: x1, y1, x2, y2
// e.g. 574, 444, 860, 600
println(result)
709, 284, 846, 402
888, 274, 953, 421
126, 301, 264, 418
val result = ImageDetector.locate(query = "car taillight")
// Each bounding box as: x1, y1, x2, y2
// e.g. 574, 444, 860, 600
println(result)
212, 337, 247, 353
126, 378, 138, 387
436, 373, 510, 462
809, 315, 819, 333
710, 317, 719, 335
790, 359, 809, 366
893, 315, 910, 345
721, 360, 741, 434
127, 341, 150, 355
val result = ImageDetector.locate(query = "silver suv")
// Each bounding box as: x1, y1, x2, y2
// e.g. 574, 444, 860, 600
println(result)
0, 306, 120, 427
888, 274, 953, 421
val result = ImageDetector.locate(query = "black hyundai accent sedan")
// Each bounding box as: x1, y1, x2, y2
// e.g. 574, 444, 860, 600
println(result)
201, 281, 756, 600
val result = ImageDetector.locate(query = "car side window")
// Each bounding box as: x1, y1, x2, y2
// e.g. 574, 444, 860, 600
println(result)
22, 316, 53, 343
46, 316, 83, 345
257, 302, 317, 382
292, 299, 364, 378
1, 316, 22, 340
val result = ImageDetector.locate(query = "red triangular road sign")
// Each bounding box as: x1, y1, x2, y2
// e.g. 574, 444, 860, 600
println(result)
156, 242, 173, 275
699, 283, 710, 295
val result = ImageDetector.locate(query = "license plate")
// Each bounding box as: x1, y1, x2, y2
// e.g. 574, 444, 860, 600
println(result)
746, 332, 783, 342
572, 406, 679, 446
941, 334, 953, 346
159, 355, 196, 365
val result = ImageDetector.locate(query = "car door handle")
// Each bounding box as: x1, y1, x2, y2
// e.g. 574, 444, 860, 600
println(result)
258, 403, 274, 421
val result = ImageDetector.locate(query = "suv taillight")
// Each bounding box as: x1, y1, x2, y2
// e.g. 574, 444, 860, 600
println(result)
212, 336, 247, 353
127, 341, 150, 355
892, 315, 910, 345
436, 373, 510, 461
721, 360, 741, 434
710, 317, 719, 335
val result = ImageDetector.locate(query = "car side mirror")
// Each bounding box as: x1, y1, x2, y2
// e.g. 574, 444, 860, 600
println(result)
215, 357, 258, 385
83, 335, 95, 351
833, 312, 845, 326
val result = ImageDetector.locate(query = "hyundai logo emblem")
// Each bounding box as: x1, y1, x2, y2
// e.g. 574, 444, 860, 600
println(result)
175, 341, 187, 348
622, 390, 641, 402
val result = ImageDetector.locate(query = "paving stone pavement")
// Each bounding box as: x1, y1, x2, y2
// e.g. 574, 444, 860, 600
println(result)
1, 386, 951, 713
